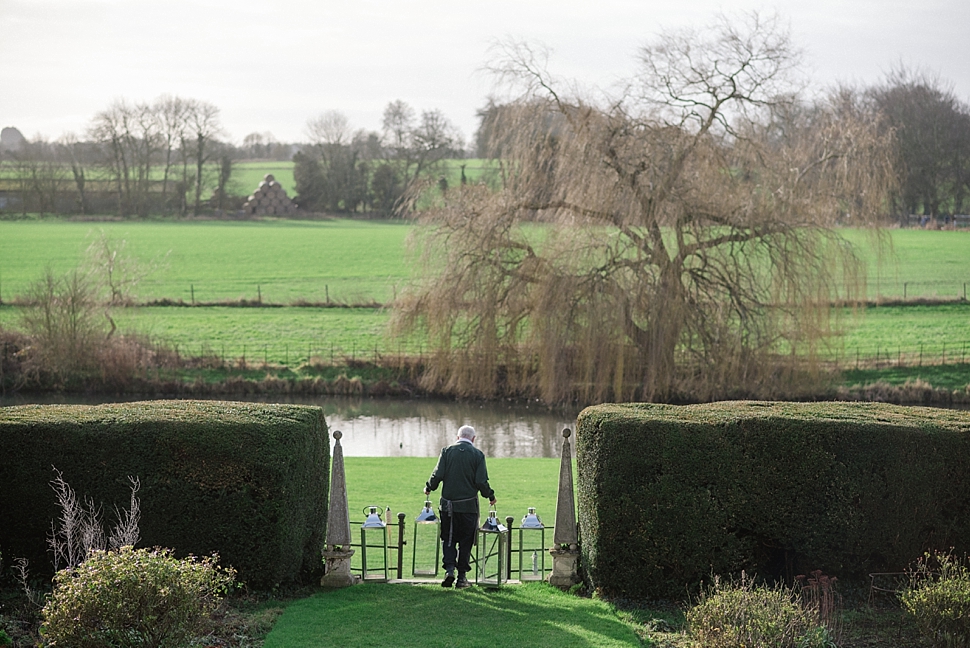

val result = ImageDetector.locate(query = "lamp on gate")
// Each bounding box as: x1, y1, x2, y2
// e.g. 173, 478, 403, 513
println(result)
518, 507, 547, 581
476, 510, 509, 587
412, 500, 440, 578
360, 505, 389, 581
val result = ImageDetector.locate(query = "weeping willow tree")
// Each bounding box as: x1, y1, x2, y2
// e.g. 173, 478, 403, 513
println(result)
392, 13, 895, 404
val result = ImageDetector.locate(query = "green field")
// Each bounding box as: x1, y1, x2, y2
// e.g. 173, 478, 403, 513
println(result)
843, 228, 970, 299
1, 219, 969, 376
0, 218, 412, 304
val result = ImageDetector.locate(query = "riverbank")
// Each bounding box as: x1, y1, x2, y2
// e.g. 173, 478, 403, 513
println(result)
3, 355, 970, 409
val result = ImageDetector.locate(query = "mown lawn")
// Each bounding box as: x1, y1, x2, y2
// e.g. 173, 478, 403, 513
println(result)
262, 582, 642, 648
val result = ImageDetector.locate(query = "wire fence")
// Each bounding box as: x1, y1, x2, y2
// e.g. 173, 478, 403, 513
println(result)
161, 338, 970, 372
867, 280, 970, 301
828, 340, 970, 370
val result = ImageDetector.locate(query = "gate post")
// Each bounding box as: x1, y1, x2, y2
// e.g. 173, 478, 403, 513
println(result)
548, 428, 580, 589
321, 431, 359, 587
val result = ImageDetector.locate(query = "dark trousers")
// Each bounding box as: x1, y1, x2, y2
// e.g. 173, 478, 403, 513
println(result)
440, 511, 478, 575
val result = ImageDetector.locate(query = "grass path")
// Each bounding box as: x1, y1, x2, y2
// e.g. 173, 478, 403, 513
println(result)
262, 582, 641, 648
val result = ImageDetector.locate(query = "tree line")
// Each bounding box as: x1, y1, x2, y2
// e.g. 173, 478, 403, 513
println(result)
2, 62, 969, 222
0, 97, 466, 218
1, 97, 234, 217
292, 100, 464, 215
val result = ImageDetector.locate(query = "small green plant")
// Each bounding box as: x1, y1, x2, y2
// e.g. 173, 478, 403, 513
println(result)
900, 551, 970, 648
41, 546, 236, 648
687, 572, 834, 648
0, 628, 12, 647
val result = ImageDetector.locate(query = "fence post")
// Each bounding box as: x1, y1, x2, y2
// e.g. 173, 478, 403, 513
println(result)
397, 512, 406, 580
919, 343, 923, 367
943, 343, 946, 365
191, 284, 195, 304
904, 282, 908, 299
506, 516, 515, 581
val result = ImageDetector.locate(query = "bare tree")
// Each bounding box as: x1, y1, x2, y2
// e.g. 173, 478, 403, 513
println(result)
184, 99, 224, 216
154, 95, 189, 211
10, 138, 67, 216
59, 133, 92, 214
89, 100, 143, 217
381, 100, 463, 207
84, 231, 158, 306
392, 13, 894, 404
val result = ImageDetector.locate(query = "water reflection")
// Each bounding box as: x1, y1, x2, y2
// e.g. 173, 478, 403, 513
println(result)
0, 394, 578, 458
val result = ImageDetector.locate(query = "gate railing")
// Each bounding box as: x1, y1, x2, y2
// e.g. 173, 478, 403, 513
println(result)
346, 510, 555, 582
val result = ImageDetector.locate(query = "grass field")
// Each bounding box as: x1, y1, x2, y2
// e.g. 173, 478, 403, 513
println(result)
0, 218, 412, 304
842, 228, 970, 299
1, 218, 969, 381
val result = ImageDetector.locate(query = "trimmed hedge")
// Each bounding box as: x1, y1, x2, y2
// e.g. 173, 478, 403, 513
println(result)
0, 400, 329, 589
576, 401, 970, 599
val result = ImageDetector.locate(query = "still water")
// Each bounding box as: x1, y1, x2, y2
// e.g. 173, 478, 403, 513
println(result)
0, 394, 579, 459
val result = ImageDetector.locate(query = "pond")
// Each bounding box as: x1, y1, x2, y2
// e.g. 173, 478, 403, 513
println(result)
0, 394, 579, 459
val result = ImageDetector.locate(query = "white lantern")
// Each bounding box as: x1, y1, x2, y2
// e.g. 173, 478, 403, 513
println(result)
518, 507, 547, 581
412, 500, 440, 577
360, 506, 388, 581
476, 510, 509, 587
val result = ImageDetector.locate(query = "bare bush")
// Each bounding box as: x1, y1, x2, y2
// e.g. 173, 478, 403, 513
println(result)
18, 268, 106, 386
48, 468, 141, 572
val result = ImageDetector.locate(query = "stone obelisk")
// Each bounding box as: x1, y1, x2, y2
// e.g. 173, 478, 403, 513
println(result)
321, 431, 359, 587
548, 428, 581, 588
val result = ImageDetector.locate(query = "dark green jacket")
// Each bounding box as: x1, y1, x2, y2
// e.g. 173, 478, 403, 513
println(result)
425, 441, 495, 513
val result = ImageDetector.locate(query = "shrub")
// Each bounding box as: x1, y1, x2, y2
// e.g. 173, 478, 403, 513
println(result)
900, 552, 970, 647
687, 573, 836, 648
42, 546, 235, 648
576, 401, 970, 598
0, 401, 329, 588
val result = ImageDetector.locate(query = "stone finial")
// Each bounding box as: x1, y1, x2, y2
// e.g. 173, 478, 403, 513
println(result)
321, 429, 358, 587
553, 428, 577, 547
549, 427, 580, 589
325, 430, 351, 548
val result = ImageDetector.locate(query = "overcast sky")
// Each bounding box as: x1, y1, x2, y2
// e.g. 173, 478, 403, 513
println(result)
2, 0, 969, 146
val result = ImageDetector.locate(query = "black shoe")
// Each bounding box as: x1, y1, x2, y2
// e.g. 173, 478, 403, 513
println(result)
455, 575, 471, 589
441, 573, 455, 588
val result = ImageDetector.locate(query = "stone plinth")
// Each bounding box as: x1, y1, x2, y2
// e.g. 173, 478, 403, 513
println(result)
321, 547, 359, 587
548, 547, 580, 589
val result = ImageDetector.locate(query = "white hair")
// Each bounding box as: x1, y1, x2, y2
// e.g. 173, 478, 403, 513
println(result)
457, 425, 476, 440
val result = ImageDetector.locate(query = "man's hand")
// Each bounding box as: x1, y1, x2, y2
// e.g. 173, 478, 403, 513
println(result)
489, 498, 497, 508
424, 488, 430, 496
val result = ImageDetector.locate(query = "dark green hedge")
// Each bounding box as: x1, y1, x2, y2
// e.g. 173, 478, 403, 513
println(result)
576, 401, 970, 600
0, 400, 329, 589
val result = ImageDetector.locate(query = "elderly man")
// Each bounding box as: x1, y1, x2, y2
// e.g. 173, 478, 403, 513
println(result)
424, 425, 497, 588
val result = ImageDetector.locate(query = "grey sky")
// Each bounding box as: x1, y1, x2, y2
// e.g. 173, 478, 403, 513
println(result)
2, 0, 968, 145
